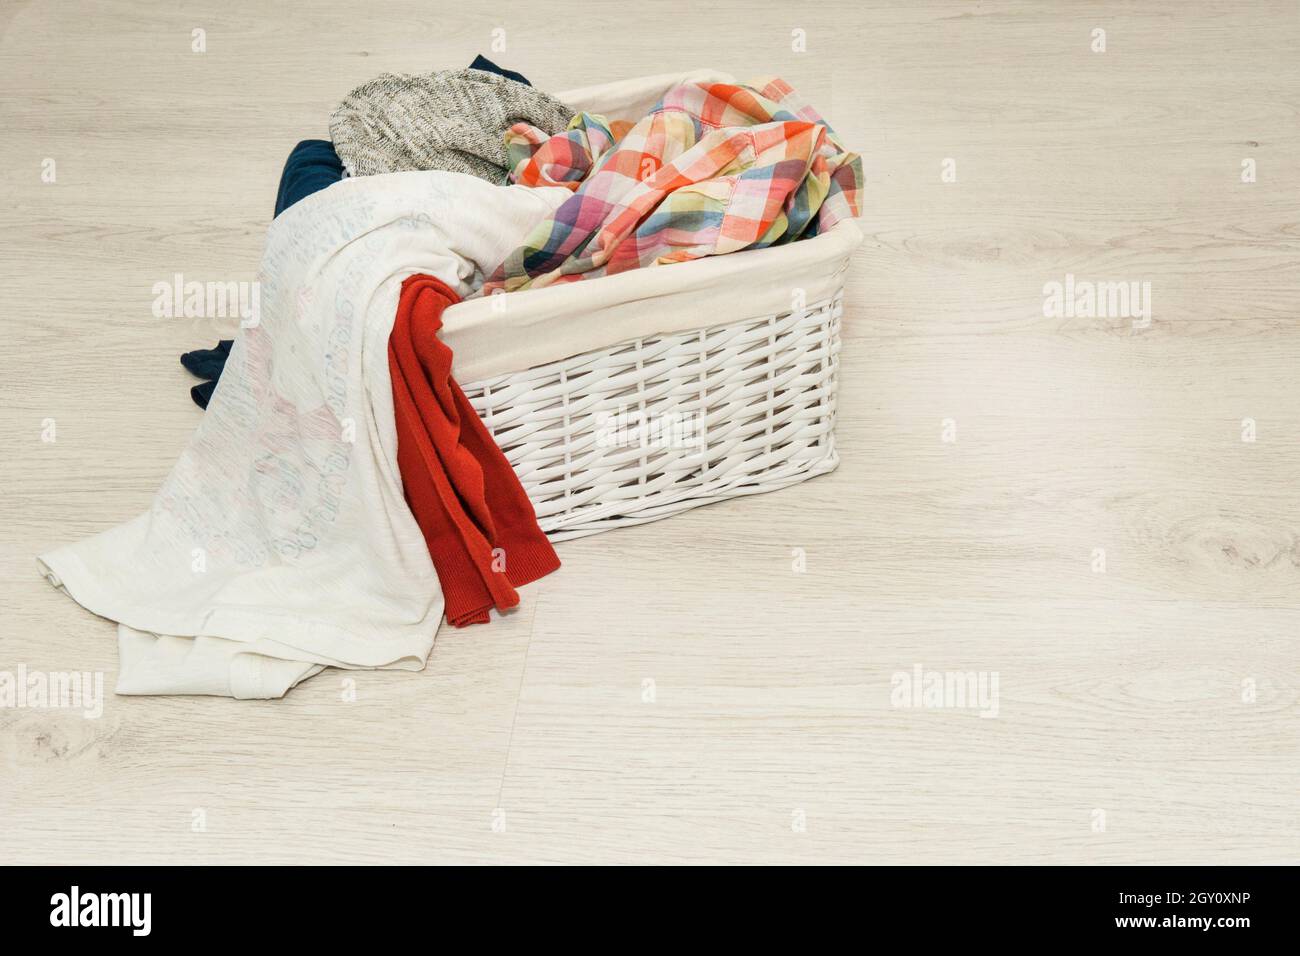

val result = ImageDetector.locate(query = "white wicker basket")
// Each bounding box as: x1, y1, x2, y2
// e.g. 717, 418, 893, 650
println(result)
463, 289, 845, 542
450, 69, 860, 541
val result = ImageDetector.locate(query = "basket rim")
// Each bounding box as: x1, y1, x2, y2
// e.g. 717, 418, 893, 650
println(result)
447, 218, 861, 386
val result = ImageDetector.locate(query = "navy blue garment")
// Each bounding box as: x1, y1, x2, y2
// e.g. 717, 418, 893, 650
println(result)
190, 380, 217, 409
182, 55, 535, 408
179, 338, 232, 379
469, 54, 532, 86
274, 138, 346, 217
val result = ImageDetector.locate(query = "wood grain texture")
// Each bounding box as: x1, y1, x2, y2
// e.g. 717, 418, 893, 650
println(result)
1, 0, 1297, 865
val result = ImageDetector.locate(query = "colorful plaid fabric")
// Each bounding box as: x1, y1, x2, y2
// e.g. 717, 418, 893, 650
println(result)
504, 113, 620, 190
483, 77, 862, 293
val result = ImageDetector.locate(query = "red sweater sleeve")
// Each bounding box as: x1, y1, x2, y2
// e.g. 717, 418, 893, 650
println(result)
389, 274, 560, 626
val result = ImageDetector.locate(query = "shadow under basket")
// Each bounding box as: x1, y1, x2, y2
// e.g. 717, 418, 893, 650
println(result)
462, 291, 843, 542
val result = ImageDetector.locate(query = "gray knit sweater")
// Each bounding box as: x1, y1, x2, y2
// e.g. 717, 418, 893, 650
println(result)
330, 68, 574, 181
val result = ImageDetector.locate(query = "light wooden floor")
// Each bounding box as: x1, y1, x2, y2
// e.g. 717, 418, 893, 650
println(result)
1, 0, 1297, 865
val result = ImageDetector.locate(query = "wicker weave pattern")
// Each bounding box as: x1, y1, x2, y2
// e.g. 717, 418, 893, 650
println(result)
463, 292, 842, 541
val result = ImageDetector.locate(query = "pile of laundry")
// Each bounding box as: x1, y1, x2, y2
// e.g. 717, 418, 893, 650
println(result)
38, 60, 862, 700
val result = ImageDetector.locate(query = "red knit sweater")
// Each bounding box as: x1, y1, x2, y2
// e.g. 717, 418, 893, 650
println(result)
388, 274, 559, 626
